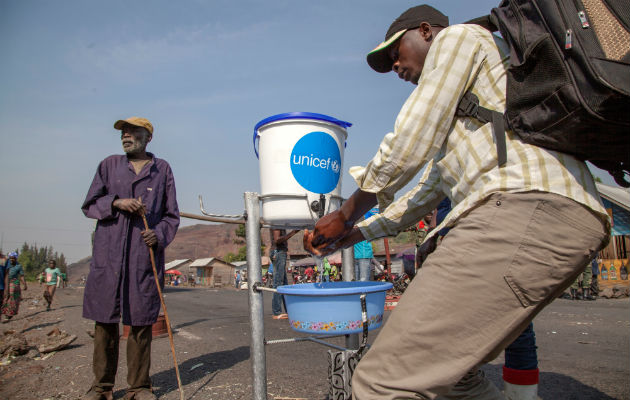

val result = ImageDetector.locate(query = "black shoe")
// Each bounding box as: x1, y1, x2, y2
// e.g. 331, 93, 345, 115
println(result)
583, 288, 595, 301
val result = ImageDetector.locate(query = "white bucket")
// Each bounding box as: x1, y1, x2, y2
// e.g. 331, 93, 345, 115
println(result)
253, 112, 351, 228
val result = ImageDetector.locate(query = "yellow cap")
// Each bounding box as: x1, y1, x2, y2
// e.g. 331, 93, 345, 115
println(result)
113, 117, 154, 135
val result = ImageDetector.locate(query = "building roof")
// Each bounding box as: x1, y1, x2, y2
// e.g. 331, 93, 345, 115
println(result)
597, 183, 630, 211
189, 257, 216, 267
597, 183, 630, 236
165, 259, 191, 271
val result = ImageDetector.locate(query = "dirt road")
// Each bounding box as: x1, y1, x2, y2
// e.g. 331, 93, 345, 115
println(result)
0, 286, 627, 399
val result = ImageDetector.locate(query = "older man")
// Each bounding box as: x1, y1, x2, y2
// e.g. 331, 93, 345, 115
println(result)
304, 5, 609, 399
82, 117, 179, 400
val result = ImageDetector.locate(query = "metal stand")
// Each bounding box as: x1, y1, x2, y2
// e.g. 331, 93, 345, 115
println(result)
244, 192, 268, 400
244, 192, 362, 400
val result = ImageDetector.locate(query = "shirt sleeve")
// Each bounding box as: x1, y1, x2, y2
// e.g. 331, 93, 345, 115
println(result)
81, 160, 119, 221
358, 159, 445, 241
349, 25, 485, 211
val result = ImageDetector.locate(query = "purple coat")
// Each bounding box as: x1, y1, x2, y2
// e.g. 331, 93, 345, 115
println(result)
82, 154, 179, 326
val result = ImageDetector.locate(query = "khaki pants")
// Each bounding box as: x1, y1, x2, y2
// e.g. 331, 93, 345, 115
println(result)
352, 192, 609, 400
91, 322, 153, 394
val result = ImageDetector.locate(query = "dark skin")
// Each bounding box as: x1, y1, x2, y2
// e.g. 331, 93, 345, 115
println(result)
303, 22, 444, 256
111, 124, 158, 247
272, 229, 301, 246
4, 257, 27, 302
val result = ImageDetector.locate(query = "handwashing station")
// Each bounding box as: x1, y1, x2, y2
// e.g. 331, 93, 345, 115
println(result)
239, 112, 393, 399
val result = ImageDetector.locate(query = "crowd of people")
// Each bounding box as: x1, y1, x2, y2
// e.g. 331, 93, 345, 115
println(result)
0, 251, 68, 323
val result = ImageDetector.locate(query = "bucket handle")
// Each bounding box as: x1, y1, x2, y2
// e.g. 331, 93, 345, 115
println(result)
253, 114, 351, 158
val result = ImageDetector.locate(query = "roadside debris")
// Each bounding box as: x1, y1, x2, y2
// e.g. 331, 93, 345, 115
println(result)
37, 328, 77, 354
189, 363, 204, 371
0, 330, 29, 358
599, 286, 629, 299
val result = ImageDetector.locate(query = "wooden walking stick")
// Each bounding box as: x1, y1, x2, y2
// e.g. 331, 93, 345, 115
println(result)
138, 198, 184, 400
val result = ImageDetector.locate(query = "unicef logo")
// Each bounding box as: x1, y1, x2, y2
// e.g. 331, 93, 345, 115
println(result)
290, 131, 342, 194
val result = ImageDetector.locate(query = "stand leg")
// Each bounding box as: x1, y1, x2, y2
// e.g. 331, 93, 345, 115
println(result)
245, 192, 267, 400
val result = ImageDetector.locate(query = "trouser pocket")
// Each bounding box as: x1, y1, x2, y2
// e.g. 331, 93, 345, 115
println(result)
504, 198, 606, 307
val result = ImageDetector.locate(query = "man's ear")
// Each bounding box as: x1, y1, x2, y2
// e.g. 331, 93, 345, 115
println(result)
146, 133, 153, 144
419, 21, 433, 41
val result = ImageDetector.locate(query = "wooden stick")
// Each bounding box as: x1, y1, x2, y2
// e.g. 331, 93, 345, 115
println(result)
139, 199, 185, 400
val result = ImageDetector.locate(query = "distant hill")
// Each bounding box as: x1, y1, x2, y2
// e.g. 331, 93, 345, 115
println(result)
66, 223, 309, 282
67, 256, 91, 284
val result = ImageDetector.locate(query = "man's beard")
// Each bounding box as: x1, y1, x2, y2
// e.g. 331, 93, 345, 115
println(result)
123, 139, 147, 156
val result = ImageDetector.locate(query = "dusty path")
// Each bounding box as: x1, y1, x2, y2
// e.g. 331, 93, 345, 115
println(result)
0, 286, 627, 399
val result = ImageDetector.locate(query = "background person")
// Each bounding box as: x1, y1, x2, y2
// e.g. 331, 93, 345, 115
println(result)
570, 258, 595, 300
0, 252, 6, 301
43, 259, 62, 311
269, 229, 299, 320
303, 4, 609, 398
2, 252, 27, 322
353, 240, 373, 281
590, 258, 600, 298
81, 116, 179, 400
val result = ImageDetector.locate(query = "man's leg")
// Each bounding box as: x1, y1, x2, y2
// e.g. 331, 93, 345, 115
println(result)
503, 323, 540, 400
271, 251, 287, 316
126, 325, 153, 397
88, 322, 119, 398
581, 262, 594, 300
47, 285, 56, 309
352, 192, 608, 400
358, 258, 371, 281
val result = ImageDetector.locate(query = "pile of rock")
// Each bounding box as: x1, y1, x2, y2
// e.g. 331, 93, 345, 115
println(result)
0, 328, 76, 361
598, 285, 630, 299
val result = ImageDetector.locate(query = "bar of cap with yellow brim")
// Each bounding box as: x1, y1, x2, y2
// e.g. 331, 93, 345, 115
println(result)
113, 117, 154, 135
366, 4, 449, 73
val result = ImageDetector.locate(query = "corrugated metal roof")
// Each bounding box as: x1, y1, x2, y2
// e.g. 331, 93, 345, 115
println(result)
597, 183, 630, 236
597, 183, 630, 211
190, 257, 215, 267
165, 259, 191, 271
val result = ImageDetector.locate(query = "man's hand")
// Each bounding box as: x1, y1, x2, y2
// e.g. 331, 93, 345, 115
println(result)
303, 209, 353, 256
113, 198, 145, 214
142, 229, 158, 247
416, 235, 438, 266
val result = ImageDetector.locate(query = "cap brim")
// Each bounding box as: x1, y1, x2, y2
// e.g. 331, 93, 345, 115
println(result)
113, 120, 127, 130
366, 29, 407, 73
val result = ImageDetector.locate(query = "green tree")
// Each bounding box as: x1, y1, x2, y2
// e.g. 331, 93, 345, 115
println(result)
233, 224, 246, 244
13, 243, 68, 281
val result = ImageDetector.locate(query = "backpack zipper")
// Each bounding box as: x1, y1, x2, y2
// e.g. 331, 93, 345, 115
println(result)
578, 11, 590, 28
565, 29, 573, 49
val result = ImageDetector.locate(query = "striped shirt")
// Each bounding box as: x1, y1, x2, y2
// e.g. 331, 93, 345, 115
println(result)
352, 24, 608, 241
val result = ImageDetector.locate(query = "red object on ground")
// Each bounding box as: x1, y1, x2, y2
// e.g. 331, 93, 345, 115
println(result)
121, 314, 169, 339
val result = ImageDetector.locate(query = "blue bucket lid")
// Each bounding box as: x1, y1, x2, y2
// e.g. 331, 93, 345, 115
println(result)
253, 112, 352, 158
276, 281, 392, 296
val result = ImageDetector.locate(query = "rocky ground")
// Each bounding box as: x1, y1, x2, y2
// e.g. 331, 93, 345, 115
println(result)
0, 287, 82, 399
0, 284, 628, 400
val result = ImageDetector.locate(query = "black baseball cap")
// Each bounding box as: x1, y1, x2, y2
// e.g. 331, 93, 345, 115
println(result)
367, 5, 449, 73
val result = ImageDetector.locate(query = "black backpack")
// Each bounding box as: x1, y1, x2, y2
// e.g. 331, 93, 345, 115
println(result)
456, 0, 630, 187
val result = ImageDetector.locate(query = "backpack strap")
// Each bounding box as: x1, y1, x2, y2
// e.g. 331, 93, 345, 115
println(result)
456, 92, 507, 167
464, 15, 499, 32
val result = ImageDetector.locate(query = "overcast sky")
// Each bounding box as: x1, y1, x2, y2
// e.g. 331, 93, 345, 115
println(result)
0, 0, 622, 263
